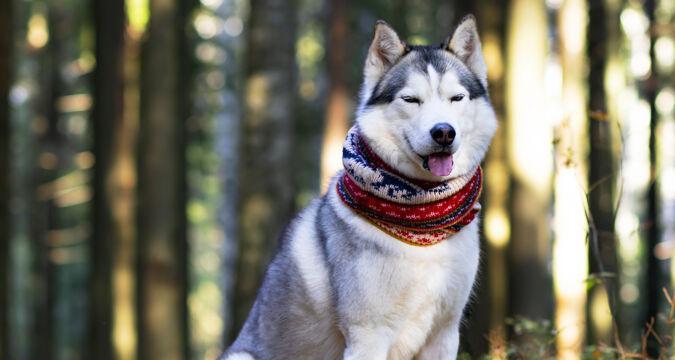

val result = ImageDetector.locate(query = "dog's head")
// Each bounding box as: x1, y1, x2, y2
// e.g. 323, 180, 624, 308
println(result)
356, 15, 497, 181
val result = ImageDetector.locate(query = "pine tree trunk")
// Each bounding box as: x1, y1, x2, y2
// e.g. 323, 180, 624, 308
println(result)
555, 0, 590, 356
320, 0, 349, 189
231, 0, 297, 336
90, 0, 126, 358
34, 2, 91, 356
137, 0, 189, 357
0, 0, 11, 355
462, 0, 509, 355
9, 4, 41, 358
643, 0, 665, 356
586, 0, 618, 345
218, 4, 246, 344
504, 0, 553, 321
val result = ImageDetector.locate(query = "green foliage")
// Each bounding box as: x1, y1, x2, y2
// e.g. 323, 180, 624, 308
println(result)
503, 317, 557, 359
581, 344, 618, 360
459, 290, 675, 359
583, 272, 617, 291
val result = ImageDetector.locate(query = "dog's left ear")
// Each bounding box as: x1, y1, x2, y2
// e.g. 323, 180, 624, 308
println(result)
445, 15, 487, 87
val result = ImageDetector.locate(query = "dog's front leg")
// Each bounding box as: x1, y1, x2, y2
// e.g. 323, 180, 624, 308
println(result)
342, 325, 393, 360
415, 321, 460, 360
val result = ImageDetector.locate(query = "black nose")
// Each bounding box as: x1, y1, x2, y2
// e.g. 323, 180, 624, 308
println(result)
430, 123, 456, 146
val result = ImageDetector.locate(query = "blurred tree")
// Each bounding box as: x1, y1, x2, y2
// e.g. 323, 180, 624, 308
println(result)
185, 1, 239, 357
320, 0, 349, 189
555, 0, 590, 355
31, 0, 94, 357
231, 0, 298, 335
292, 0, 325, 208
90, 0, 126, 358
31, 6, 56, 358
0, 0, 11, 357
505, 0, 553, 322
137, 0, 191, 357
7, 3, 43, 359
209, 0, 247, 347
586, 0, 618, 345
461, 0, 509, 356
643, 0, 668, 355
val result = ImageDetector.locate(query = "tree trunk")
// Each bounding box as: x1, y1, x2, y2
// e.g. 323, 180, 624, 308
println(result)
137, 0, 189, 357
643, 0, 666, 356
8, 4, 42, 359
0, 0, 11, 356
320, 0, 349, 189
462, 0, 509, 356
554, 1, 590, 357
586, 0, 618, 346
505, 0, 553, 322
33, 2, 91, 357
231, 0, 297, 336
216, 3, 246, 345
91, 0, 127, 358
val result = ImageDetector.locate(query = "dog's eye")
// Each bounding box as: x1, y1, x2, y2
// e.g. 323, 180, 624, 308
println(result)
450, 94, 465, 102
401, 96, 421, 104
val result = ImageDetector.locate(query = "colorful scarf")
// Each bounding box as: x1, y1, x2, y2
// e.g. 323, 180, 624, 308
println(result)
336, 126, 482, 246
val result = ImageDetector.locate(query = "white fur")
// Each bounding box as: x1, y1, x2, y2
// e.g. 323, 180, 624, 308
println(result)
327, 186, 480, 359
226, 352, 256, 360
290, 206, 332, 309
359, 67, 496, 182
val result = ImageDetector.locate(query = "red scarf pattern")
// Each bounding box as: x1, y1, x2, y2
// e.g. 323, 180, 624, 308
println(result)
336, 127, 482, 246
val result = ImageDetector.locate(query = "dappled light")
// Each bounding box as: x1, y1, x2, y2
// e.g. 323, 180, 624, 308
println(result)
1, 0, 674, 359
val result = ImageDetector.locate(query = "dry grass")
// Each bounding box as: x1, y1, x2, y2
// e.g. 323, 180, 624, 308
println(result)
469, 288, 674, 359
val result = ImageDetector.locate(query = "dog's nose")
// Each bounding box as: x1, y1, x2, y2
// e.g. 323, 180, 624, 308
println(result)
430, 123, 456, 146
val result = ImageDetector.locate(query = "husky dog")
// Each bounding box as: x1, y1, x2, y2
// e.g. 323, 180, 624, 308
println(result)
223, 15, 497, 360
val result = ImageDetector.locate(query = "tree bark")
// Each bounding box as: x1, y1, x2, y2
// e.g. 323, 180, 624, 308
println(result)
231, 0, 297, 336
505, 0, 553, 322
461, 0, 508, 356
0, 0, 11, 356
643, 0, 665, 356
91, 0, 127, 358
320, 0, 349, 189
137, 0, 189, 357
586, 0, 618, 346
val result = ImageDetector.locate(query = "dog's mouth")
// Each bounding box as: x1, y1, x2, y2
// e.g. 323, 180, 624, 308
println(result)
421, 152, 454, 177
403, 134, 455, 177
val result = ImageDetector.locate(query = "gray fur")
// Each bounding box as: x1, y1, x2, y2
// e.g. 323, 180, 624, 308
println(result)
224, 199, 343, 360
366, 46, 485, 106
225, 194, 398, 360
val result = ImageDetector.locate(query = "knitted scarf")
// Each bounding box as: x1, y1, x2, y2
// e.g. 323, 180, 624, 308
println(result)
336, 126, 482, 246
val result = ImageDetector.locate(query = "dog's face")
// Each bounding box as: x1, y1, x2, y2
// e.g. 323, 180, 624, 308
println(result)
357, 16, 497, 181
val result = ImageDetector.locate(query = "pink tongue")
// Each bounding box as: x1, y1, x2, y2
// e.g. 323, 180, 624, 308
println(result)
428, 153, 454, 176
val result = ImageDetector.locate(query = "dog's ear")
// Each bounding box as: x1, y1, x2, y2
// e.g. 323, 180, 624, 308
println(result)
445, 15, 487, 87
364, 20, 405, 88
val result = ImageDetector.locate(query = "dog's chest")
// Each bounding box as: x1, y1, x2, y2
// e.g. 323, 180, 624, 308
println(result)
342, 223, 480, 346
307, 194, 481, 357
351, 235, 478, 359
371, 239, 476, 309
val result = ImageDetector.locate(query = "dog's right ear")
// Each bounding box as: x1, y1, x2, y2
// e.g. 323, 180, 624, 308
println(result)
363, 20, 405, 89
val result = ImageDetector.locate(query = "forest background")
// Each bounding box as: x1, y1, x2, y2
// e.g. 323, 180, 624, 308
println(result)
0, 0, 674, 358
